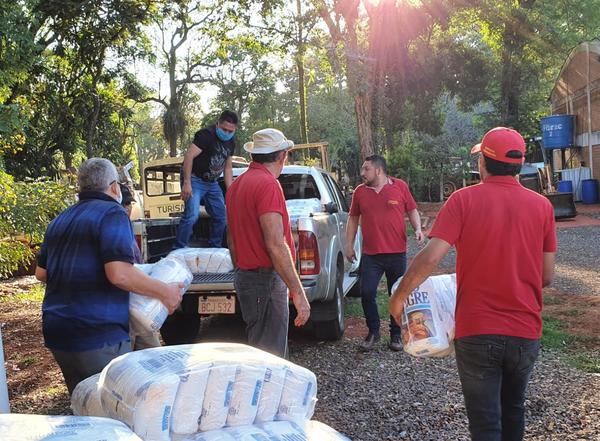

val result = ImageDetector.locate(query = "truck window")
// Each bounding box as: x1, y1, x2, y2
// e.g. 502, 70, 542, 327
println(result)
145, 166, 181, 196
278, 174, 321, 200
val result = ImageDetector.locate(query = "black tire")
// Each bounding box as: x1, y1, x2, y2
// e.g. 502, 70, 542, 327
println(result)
160, 311, 201, 345
313, 267, 345, 341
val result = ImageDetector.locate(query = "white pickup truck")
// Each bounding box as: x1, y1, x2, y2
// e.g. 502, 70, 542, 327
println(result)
133, 163, 362, 343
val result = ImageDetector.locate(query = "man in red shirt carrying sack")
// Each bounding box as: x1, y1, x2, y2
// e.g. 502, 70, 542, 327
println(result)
390, 127, 557, 441
346, 155, 424, 351
226, 128, 311, 358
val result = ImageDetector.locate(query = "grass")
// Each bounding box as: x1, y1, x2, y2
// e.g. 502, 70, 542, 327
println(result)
345, 284, 390, 318
0, 283, 44, 303
542, 315, 600, 373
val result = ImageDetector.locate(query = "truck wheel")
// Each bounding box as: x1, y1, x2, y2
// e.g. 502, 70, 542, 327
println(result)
160, 311, 201, 345
314, 268, 345, 341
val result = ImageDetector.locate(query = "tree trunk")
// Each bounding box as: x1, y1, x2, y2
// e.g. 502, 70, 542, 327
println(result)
296, 0, 308, 144
355, 92, 374, 160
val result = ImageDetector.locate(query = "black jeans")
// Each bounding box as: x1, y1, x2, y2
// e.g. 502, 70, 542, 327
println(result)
360, 253, 406, 338
455, 335, 540, 441
234, 269, 289, 358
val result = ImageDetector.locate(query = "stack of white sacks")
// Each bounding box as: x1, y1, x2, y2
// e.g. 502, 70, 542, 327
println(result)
392, 273, 457, 358
72, 343, 350, 441
128, 248, 233, 336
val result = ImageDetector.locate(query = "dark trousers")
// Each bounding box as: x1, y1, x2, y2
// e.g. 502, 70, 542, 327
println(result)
360, 253, 406, 337
234, 269, 289, 358
455, 335, 540, 441
51, 340, 131, 394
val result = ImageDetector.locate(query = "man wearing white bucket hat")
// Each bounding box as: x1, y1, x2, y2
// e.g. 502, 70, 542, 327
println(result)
226, 128, 310, 357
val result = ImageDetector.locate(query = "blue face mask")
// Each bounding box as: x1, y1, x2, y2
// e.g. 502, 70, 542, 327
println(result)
216, 126, 234, 142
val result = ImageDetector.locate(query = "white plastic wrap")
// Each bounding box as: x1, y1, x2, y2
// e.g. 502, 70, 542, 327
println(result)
169, 248, 233, 274
392, 273, 457, 358
176, 421, 351, 441
129, 259, 192, 334
97, 343, 317, 438
71, 373, 104, 417
285, 198, 322, 218
0, 414, 142, 441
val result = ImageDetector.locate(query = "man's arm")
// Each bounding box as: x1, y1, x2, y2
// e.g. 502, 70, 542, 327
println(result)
407, 208, 424, 243
542, 252, 555, 287
105, 262, 183, 314
223, 156, 233, 189
227, 228, 237, 268
35, 265, 47, 282
259, 212, 310, 327
345, 215, 359, 263
389, 237, 451, 324
181, 143, 202, 201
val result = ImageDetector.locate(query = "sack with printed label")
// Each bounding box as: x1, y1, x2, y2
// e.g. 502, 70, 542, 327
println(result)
71, 373, 103, 417
169, 248, 233, 274
392, 273, 457, 358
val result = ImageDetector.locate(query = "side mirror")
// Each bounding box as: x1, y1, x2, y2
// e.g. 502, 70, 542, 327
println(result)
324, 202, 339, 214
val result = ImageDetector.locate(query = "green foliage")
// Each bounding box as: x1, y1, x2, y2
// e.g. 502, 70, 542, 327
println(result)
0, 170, 75, 278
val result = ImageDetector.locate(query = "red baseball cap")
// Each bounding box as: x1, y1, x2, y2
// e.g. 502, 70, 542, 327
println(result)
471, 127, 525, 164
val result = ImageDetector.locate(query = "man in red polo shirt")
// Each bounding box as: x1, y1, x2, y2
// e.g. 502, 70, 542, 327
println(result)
390, 127, 557, 441
226, 128, 310, 358
346, 155, 423, 351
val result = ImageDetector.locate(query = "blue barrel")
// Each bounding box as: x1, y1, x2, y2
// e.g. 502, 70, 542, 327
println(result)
581, 179, 599, 204
557, 180, 573, 194
541, 115, 575, 149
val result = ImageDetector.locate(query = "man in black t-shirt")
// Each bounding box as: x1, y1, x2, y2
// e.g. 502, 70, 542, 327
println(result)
174, 110, 238, 248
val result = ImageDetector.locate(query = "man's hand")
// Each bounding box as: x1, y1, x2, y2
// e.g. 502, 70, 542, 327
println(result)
345, 244, 356, 263
162, 282, 184, 314
181, 181, 193, 201
389, 292, 405, 327
291, 289, 311, 327
415, 229, 425, 243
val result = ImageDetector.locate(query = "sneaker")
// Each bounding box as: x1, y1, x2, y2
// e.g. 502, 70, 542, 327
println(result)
360, 333, 380, 351
389, 335, 402, 351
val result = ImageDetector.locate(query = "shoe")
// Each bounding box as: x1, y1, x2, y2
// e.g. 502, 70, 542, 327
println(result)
389, 335, 402, 351
360, 333, 380, 351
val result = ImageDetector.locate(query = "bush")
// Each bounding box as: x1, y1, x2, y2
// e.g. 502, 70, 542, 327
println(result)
0, 170, 76, 278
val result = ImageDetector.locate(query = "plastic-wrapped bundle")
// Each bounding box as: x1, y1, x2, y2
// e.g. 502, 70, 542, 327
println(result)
169, 248, 233, 274
0, 414, 142, 441
71, 373, 104, 417
129, 259, 192, 334
175, 421, 351, 441
392, 273, 457, 358
97, 343, 316, 438
285, 198, 322, 218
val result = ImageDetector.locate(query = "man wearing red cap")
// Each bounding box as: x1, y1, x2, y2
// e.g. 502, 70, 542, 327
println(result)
390, 127, 557, 441
226, 128, 311, 358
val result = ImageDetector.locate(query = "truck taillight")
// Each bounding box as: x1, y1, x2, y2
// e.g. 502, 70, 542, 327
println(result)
144, 210, 150, 218
135, 234, 142, 250
298, 231, 320, 275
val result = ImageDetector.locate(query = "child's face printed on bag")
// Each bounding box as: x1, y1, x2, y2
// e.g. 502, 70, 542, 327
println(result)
408, 312, 431, 340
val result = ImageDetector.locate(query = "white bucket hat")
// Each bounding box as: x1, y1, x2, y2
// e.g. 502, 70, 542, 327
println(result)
243, 128, 294, 154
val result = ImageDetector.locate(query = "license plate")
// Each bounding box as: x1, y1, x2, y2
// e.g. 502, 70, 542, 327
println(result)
198, 296, 235, 314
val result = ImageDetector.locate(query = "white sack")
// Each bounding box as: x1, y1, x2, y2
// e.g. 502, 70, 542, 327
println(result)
71, 373, 104, 417
226, 365, 266, 427
169, 248, 233, 274
173, 430, 236, 441
254, 365, 287, 423
129, 259, 192, 334
0, 414, 142, 441
99, 347, 183, 441
304, 420, 352, 440
276, 366, 317, 423
170, 362, 212, 435
198, 364, 238, 432
392, 273, 457, 358
286, 198, 322, 218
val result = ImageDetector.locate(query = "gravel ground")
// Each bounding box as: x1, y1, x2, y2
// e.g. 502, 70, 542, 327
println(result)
285, 225, 600, 440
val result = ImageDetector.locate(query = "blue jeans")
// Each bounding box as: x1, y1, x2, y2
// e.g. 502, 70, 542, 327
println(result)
360, 253, 406, 337
174, 176, 226, 248
455, 335, 540, 441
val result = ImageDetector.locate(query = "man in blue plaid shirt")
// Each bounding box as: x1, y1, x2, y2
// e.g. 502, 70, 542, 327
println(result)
36, 158, 182, 394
